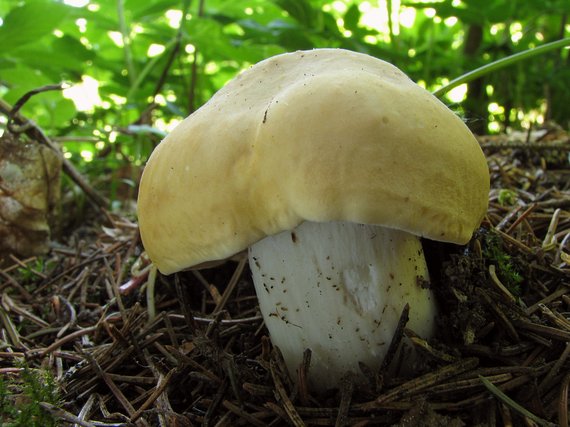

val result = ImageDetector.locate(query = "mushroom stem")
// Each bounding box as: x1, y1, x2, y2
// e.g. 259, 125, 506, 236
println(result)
248, 221, 437, 391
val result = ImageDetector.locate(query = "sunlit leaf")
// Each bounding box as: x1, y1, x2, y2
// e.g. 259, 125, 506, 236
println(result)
0, 1, 71, 51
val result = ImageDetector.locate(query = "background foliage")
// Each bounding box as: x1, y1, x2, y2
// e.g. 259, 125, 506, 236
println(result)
1, 0, 569, 202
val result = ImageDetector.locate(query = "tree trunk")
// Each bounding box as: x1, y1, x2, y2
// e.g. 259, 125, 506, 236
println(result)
462, 24, 487, 135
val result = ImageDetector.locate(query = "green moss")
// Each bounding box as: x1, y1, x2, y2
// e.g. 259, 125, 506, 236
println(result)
497, 189, 518, 206
14, 258, 55, 287
483, 232, 523, 296
0, 362, 60, 427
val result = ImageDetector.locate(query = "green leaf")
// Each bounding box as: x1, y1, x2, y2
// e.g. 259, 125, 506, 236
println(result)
185, 17, 240, 59
276, 27, 314, 50
274, 0, 316, 27
52, 35, 95, 63
0, 1, 71, 52
126, 0, 180, 21
0, 65, 53, 103
343, 4, 361, 32
5, 38, 93, 81
50, 98, 78, 128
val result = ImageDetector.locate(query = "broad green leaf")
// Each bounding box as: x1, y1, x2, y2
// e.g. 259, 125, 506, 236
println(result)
52, 35, 95, 63
43, 98, 78, 130
126, 0, 180, 21
5, 37, 93, 82
1, 66, 53, 101
343, 4, 361, 32
274, 0, 316, 27
276, 27, 314, 50
184, 17, 239, 59
0, 1, 71, 52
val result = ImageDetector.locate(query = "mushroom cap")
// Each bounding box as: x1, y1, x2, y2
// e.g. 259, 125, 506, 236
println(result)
138, 49, 490, 275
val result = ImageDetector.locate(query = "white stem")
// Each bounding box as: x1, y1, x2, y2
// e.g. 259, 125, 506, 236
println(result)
146, 264, 157, 321
249, 221, 437, 391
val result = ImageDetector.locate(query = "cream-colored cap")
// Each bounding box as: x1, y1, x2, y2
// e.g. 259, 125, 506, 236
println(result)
138, 49, 489, 275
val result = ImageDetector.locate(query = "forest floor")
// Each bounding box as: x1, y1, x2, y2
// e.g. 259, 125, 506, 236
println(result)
0, 126, 569, 427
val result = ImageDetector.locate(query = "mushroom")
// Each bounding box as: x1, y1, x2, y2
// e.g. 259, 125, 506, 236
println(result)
137, 49, 489, 391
